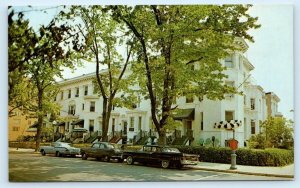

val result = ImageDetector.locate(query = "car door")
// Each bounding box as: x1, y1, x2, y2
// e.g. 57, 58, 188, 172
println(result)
98, 143, 106, 157
91, 143, 100, 157
138, 146, 151, 163
148, 146, 160, 164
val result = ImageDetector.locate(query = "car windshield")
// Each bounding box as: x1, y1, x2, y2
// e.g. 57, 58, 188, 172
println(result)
107, 144, 121, 149
59, 143, 72, 148
162, 148, 180, 153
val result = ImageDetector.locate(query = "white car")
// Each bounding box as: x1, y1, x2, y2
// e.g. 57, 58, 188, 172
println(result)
39, 142, 80, 157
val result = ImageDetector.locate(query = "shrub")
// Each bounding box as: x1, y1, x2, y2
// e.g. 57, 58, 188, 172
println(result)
175, 145, 293, 166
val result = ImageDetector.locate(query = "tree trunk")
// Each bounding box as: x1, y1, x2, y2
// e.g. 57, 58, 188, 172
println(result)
158, 130, 167, 145
101, 95, 114, 142
35, 90, 43, 151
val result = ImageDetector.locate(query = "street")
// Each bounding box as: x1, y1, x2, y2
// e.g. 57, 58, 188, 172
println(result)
9, 150, 290, 182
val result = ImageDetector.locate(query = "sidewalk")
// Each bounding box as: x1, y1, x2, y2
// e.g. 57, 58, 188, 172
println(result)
191, 161, 294, 178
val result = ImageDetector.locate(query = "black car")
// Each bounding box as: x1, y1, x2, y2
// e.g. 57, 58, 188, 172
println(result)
80, 142, 123, 162
122, 145, 199, 169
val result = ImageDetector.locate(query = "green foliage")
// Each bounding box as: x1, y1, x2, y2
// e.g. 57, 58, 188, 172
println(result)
59, 6, 139, 141
249, 117, 294, 149
248, 133, 267, 149
175, 146, 294, 166
8, 7, 83, 150
108, 5, 260, 138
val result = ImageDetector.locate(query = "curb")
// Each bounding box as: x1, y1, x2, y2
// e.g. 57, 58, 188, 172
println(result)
190, 166, 294, 179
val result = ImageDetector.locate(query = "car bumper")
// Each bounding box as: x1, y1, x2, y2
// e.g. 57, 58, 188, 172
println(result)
180, 160, 198, 165
111, 155, 122, 159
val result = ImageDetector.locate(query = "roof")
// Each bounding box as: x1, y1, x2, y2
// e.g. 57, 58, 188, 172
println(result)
71, 119, 84, 125
173, 108, 195, 120
56, 122, 65, 126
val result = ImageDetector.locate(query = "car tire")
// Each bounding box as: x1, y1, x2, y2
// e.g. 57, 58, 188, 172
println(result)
82, 153, 88, 160
56, 151, 61, 157
41, 150, 46, 156
161, 160, 170, 169
126, 156, 134, 165
103, 156, 110, 162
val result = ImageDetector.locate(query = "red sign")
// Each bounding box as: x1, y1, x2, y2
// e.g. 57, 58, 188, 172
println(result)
228, 139, 238, 150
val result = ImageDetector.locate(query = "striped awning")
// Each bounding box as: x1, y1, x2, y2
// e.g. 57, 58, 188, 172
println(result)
214, 120, 242, 130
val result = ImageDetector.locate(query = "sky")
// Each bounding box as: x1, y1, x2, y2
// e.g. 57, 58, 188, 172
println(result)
9, 4, 294, 120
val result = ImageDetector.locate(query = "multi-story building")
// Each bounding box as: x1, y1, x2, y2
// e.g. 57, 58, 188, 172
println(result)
53, 40, 281, 147
8, 108, 36, 141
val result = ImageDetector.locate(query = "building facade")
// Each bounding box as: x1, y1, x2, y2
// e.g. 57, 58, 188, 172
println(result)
53, 41, 281, 147
8, 108, 36, 141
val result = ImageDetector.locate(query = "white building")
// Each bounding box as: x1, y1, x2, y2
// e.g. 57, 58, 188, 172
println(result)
54, 40, 281, 147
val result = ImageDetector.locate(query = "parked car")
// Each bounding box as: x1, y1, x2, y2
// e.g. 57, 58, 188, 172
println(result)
39, 142, 80, 157
80, 142, 123, 162
122, 145, 199, 169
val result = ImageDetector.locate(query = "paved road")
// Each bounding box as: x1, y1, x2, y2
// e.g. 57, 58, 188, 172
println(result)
9, 151, 290, 182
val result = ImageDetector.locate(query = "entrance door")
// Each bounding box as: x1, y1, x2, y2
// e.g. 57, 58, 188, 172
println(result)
123, 121, 127, 135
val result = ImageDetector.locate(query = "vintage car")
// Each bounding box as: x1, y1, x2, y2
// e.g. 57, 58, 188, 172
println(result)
122, 145, 199, 169
39, 142, 81, 157
80, 142, 123, 162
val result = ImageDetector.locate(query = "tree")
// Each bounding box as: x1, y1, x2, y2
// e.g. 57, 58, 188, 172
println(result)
61, 6, 137, 141
8, 7, 84, 150
262, 116, 294, 149
108, 5, 260, 144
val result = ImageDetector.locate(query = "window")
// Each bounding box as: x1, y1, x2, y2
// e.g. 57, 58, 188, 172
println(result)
82, 103, 85, 111
200, 112, 204, 131
186, 120, 192, 130
250, 98, 255, 110
75, 87, 79, 97
225, 111, 234, 122
89, 119, 94, 132
99, 144, 105, 149
225, 56, 234, 68
186, 96, 193, 103
130, 117, 134, 128
138, 116, 142, 130
84, 86, 88, 96
28, 120, 31, 126
112, 118, 115, 132
60, 91, 64, 100
68, 89, 71, 98
90, 101, 95, 112
251, 120, 255, 134
12, 126, 20, 131
92, 143, 100, 148
68, 105, 76, 115
54, 96, 56, 101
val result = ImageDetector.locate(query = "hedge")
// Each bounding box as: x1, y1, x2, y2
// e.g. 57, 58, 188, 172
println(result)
175, 145, 294, 167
